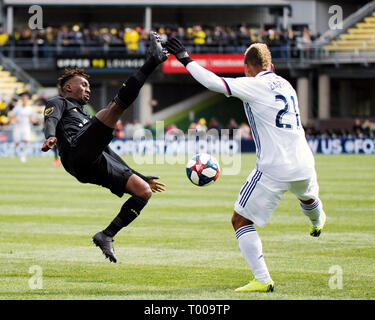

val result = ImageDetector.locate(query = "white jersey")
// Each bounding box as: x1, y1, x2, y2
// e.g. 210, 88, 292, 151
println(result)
11, 104, 33, 128
186, 62, 315, 181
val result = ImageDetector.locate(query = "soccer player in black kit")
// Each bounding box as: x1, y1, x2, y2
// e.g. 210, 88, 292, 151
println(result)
41, 32, 168, 263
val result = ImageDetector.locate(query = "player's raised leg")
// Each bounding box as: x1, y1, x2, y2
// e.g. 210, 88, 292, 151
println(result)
92, 174, 153, 263
95, 32, 168, 129
231, 212, 274, 292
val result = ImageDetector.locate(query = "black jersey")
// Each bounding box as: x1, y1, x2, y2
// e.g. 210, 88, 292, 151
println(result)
42, 95, 151, 197
43, 96, 92, 154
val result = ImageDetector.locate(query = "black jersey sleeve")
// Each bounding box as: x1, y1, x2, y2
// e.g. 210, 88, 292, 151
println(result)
43, 97, 66, 139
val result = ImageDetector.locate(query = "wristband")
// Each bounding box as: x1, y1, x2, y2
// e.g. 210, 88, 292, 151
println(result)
179, 56, 194, 67
176, 51, 193, 66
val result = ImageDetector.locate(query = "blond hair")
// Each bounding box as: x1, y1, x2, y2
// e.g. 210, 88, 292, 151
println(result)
244, 43, 272, 71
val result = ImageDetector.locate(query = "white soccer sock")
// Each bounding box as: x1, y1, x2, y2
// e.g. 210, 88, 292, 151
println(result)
300, 199, 324, 227
20, 144, 28, 161
235, 225, 271, 283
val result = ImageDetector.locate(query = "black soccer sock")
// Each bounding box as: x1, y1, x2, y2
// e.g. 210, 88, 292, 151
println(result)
103, 195, 148, 237
113, 56, 159, 109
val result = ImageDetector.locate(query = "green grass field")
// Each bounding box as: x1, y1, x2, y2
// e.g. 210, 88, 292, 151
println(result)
0, 154, 374, 300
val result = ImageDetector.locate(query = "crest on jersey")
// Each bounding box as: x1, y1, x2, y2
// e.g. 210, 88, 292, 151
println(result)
44, 107, 54, 116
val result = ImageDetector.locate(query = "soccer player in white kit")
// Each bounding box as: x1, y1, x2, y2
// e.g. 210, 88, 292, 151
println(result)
166, 39, 326, 292
9, 93, 35, 162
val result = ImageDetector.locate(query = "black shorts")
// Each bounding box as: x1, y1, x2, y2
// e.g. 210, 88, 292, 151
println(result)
61, 117, 133, 197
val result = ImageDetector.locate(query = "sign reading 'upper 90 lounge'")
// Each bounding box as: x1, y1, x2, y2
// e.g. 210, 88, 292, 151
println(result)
162, 54, 245, 74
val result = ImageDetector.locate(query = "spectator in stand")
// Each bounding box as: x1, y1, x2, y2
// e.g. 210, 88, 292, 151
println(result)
123, 120, 134, 138
185, 27, 194, 44
362, 119, 373, 137
99, 27, 112, 52
0, 26, 9, 48
123, 119, 144, 139
213, 26, 226, 52
193, 25, 206, 51
82, 27, 93, 47
228, 118, 238, 138
137, 27, 148, 55
165, 124, 181, 136
57, 25, 69, 46
11, 27, 21, 45
305, 119, 321, 138
157, 27, 168, 43
296, 27, 312, 57
72, 25, 84, 46
38, 26, 55, 58
176, 27, 186, 42
17, 27, 33, 57
208, 117, 222, 132
144, 120, 156, 138
188, 121, 197, 132
124, 27, 139, 53
0, 98, 9, 127
279, 29, 291, 59
238, 26, 250, 51
352, 119, 363, 137
196, 118, 208, 133
113, 120, 124, 139
225, 27, 237, 52
239, 123, 251, 139
249, 28, 259, 44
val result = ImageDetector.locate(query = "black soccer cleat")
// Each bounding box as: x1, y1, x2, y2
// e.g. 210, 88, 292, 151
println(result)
148, 31, 169, 64
92, 231, 117, 263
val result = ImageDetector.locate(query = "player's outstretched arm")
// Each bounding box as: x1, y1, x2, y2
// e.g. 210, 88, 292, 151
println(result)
165, 38, 228, 95
41, 97, 65, 151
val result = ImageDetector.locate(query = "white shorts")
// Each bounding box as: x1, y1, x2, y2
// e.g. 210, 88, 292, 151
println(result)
13, 126, 31, 143
234, 169, 319, 228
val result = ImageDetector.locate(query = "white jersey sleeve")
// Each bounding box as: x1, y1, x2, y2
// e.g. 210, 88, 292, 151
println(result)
186, 61, 230, 96
220, 76, 263, 101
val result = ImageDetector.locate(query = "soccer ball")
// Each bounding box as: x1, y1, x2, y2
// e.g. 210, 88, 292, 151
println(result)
186, 153, 220, 186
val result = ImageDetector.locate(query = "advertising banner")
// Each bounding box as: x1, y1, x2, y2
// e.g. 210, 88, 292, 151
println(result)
1, 138, 375, 157
162, 54, 245, 74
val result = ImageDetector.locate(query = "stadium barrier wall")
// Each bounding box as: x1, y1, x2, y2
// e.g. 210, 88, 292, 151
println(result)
1, 138, 375, 157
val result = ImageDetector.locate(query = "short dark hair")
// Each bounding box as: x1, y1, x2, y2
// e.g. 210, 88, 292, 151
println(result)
57, 68, 90, 91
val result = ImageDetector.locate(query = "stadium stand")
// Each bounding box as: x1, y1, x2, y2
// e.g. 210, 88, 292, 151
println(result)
323, 6, 375, 51
0, 24, 316, 57
0, 58, 44, 128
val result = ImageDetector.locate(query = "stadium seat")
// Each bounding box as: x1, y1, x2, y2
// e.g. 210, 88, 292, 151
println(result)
0, 64, 42, 117
324, 11, 375, 52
